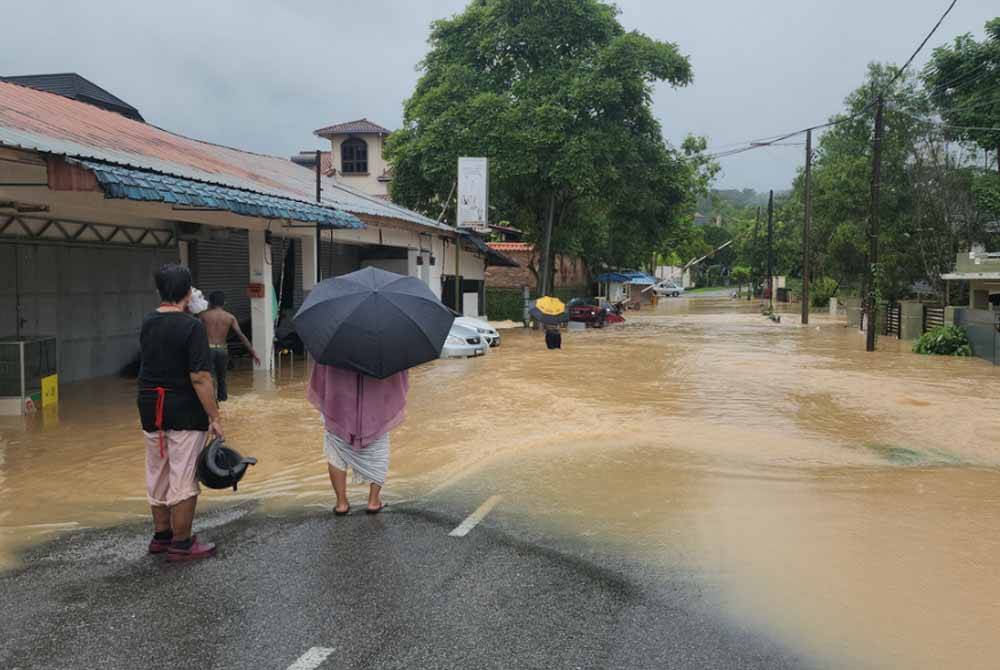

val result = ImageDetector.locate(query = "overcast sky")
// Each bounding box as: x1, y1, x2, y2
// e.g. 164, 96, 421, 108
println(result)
1, 1, 996, 191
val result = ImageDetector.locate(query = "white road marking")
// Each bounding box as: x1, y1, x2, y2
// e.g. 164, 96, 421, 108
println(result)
287, 646, 335, 670
449, 495, 502, 537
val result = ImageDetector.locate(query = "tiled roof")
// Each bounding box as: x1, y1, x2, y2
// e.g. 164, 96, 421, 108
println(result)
463, 233, 519, 267
1, 73, 143, 121
488, 242, 534, 252
79, 159, 362, 229
0, 81, 450, 231
314, 118, 391, 137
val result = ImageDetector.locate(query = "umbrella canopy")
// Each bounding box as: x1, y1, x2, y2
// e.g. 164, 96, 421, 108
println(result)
529, 306, 569, 326
534, 296, 566, 316
293, 267, 455, 379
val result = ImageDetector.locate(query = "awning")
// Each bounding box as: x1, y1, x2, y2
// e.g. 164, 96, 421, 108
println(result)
460, 230, 519, 267
595, 270, 655, 285
941, 272, 1000, 280
76, 159, 363, 229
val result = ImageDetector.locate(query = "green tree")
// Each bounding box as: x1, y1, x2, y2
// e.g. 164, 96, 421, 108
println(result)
924, 18, 1000, 220
923, 19, 1000, 164
385, 0, 698, 292
804, 64, 930, 300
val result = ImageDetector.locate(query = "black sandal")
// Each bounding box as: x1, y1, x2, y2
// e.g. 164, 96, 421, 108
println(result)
334, 505, 351, 516
365, 503, 387, 515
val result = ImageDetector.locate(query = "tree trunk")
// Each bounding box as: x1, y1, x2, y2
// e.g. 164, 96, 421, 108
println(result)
539, 192, 556, 296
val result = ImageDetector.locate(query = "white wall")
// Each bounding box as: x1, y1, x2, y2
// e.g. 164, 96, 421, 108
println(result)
327, 133, 389, 197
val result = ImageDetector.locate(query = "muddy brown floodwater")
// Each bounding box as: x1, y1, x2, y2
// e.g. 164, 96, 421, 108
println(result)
3, 297, 1000, 668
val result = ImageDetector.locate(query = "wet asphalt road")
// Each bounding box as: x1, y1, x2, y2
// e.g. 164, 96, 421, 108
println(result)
0, 500, 811, 670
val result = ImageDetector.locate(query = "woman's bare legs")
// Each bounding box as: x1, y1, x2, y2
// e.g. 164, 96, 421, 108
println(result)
328, 464, 349, 513
368, 483, 383, 511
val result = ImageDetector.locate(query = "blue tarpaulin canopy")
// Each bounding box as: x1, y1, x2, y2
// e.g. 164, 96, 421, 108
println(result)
595, 270, 656, 285
76, 159, 363, 229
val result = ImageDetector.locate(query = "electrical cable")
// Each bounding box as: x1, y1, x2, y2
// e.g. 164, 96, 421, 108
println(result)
703, 0, 960, 161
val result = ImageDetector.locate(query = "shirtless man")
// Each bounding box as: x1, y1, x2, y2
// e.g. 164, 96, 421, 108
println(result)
199, 291, 260, 401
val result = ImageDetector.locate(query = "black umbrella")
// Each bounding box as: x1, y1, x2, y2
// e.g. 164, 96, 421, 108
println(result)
529, 306, 569, 326
293, 267, 455, 379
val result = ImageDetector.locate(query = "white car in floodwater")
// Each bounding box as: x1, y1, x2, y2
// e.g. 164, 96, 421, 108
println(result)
454, 316, 501, 347
651, 280, 684, 297
440, 322, 489, 359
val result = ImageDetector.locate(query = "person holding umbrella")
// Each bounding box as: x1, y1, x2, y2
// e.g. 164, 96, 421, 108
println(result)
530, 296, 569, 350
295, 267, 455, 515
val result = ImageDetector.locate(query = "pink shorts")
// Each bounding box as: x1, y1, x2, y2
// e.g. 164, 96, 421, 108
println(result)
143, 430, 205, 506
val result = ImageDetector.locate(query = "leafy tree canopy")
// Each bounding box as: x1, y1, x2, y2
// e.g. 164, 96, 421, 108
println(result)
386, 0, 707, 288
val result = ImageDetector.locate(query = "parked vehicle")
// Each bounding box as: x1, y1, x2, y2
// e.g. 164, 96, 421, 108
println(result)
568, 297, 606, 327
454, 316, 501, 347
567, 297, 626, 327
651, 280, 684, 297
440, 322, 488, 358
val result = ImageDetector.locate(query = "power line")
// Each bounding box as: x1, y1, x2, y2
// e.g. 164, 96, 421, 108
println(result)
890, 105, 1000, 132
884, 0, 958, 91
703, 0, 959, 162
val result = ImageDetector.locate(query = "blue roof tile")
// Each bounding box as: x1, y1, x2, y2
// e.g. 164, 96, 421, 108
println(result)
76, 159, 363, 229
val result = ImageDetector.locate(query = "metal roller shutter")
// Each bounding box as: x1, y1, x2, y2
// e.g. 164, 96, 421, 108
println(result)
191, 230, 250, 324
1, 240, 176, 382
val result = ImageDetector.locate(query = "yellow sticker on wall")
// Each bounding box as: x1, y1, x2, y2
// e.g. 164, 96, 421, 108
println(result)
41, 374, 59, 407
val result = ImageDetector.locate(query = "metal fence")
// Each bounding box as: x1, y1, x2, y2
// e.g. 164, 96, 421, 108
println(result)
923, 305, 945, 333
884, 303, 901, 338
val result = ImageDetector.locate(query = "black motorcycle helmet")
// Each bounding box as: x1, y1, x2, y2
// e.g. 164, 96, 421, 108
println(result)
197, 438, 257, 491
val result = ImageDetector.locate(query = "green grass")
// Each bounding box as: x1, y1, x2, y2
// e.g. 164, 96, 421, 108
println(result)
685, 285, 730, 294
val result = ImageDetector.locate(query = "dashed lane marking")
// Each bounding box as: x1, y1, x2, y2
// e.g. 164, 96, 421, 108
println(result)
287, 646, 335, 670
448, 495, 502, 538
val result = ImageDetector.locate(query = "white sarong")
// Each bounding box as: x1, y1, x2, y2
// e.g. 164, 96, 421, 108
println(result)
324, 431, 390, 486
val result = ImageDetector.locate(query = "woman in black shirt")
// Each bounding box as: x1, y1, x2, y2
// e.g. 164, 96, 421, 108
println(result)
137, 264, 223, 561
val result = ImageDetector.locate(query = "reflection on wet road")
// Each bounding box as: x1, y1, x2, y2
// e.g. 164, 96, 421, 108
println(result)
3, 296, 999, 668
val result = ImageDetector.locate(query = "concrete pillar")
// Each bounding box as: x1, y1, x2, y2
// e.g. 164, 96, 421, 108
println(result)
899, 300, 924, 341
302, 230, 318, 293
845, 297, 861, 328
248, 229, 274, 372
829, 296, 838, 316
407, 248, 420, 280
178, 240, 190, 267
944, 305, 957, 326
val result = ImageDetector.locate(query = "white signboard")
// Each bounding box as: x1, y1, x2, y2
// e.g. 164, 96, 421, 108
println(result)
457, 157, 489, 233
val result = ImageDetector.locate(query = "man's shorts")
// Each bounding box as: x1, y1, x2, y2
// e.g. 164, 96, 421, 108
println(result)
143, 430, 206, 506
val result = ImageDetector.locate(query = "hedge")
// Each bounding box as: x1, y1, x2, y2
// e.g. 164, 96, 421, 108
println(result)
484, 286, 589, 322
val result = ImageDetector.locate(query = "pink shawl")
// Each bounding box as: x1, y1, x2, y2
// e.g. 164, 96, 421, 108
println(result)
307, 363, 409, 449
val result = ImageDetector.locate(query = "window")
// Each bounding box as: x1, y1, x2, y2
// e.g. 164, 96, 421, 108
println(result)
341, 137, 368, 174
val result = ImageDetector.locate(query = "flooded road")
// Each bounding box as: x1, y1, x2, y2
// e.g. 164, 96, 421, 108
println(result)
3, 296, 1000, 668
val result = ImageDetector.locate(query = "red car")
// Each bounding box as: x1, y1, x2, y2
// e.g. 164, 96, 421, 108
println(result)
567, 298, 625, 327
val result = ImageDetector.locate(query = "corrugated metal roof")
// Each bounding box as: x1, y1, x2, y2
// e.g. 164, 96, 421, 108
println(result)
78, 159, 362, 229
0, 81, 452, 232
314, 118, 391, 137
0, 73, 144, 121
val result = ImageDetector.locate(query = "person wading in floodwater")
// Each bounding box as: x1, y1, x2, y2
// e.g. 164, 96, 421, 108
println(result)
307, 364, 409, 515
137, 264, 223, 561
199, 291, 260, 402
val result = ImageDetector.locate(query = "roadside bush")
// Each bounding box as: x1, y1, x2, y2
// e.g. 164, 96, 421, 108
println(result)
485, 288, 526, 322
913, 325, 972, 357
810, 276, 839, 308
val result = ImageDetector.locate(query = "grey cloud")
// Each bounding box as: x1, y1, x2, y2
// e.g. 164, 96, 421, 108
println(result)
1, 0, 995, 191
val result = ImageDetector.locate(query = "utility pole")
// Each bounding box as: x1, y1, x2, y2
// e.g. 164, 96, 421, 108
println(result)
767, 190, 774, 311
866, 95, 884, 353
750, 206, 760, 302
801, 129, 812, 324
315, 150, 322, 282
